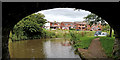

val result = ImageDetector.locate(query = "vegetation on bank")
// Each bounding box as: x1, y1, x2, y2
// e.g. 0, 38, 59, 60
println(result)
10, 13, 47, 41
69, 30, 115, 58
41, 29, 71, 39
9, 13, 72, 41
99, 37, 115, 58
70, 31, 96, 49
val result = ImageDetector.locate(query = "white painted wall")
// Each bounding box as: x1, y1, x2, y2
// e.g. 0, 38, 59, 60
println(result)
44, 23, 50, 30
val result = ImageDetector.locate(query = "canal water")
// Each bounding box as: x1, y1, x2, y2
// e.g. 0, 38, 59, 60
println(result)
9, 38, 81, 59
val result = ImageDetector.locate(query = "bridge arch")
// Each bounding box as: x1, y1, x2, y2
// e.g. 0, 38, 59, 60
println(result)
2, 2, 120, 59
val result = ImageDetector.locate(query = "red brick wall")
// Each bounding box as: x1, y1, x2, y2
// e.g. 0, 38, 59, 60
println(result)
61, 22, 74, 30
75, 24, 86, 30
50, 22, 59, 26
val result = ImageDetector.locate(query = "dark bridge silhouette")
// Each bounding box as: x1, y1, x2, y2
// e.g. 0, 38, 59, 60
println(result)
2, 2, 120, 59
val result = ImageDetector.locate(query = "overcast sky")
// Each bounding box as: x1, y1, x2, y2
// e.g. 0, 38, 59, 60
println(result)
36, 8, 91, 22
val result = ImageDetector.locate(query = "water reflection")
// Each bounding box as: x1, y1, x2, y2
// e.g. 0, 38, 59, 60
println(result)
9, 38, 80, 59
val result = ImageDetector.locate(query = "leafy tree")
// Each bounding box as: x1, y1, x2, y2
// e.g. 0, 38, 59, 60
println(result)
12, 13, 47, 40
102, 24, 110, 31
84, 13, 106, 26
84, 13, 112, 37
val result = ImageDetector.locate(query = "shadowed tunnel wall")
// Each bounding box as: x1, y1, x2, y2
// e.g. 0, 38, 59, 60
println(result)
2, 2, 120, 59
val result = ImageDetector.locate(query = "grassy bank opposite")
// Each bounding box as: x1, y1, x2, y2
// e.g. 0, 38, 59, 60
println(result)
99, 37, 115, 58
10, 29, 71, 41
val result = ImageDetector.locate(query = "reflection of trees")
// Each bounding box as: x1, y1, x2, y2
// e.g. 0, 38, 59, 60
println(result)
9, 39, 46, 58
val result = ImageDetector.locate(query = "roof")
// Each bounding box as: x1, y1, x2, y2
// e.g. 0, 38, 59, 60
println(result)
61, 22, 74, 24
74, 22, 87, 24
50, 22, 61, 24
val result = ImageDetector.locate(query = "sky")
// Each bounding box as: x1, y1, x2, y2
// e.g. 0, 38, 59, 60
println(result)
36, 8, 91, 22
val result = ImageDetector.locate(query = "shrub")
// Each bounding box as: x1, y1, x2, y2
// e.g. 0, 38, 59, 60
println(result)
70, 28, 75, 30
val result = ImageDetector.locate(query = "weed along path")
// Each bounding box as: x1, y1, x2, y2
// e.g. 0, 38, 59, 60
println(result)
78, 38, 107, 59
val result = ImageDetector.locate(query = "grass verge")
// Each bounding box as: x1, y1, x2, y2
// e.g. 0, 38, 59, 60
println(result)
70, 31, 96, 49
99, 37, 115, 57
73, 36, 96, 49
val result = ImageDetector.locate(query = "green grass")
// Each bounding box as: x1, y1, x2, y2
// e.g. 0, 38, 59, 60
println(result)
70, 31, 96, 49
74, 36, 95, 49
69, 30, 115, 58
99, 37, 115, 57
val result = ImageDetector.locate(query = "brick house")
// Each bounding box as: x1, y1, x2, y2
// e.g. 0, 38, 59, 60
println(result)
74, 22, 87, 31
60, 22, 74, 30
89, 23, 102, 31
48, 21, 102, 31
44, 23, 50, 30
50, 22, 61, 30
86, 25, 91, 31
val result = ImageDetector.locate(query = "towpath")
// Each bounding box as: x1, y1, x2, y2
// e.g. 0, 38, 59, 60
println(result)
78, 38, 107, 59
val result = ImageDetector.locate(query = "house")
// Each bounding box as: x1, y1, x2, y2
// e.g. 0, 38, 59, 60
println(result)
86, 25, 91, 31
60, 22, 74, 30
74, 22, 87, 31
46, 21, 103, 31
90, 23, 102, 31
43, 21, 50, 30
50, 22, 61, 30
44, 23, 50, 30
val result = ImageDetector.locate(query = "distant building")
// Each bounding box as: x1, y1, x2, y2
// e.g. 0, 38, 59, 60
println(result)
86, 25, 91, 31
44, 21, 102, 31
44, 21, 50, 30
89, 23, 102, 31
74, 22, 86, 31
61, 22, 74, 30
50, 22, 61, 30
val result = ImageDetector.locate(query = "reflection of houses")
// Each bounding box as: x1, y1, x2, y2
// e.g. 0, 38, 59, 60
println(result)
60, 22, 74, 30
50, 22, 61, 30
74, 22, 86, 31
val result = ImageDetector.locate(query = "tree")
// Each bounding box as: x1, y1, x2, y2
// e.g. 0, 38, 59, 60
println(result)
12, 13, 47, 40
84, 13, 112, 37
102, 24, 110, 31
84, 13, 106, 26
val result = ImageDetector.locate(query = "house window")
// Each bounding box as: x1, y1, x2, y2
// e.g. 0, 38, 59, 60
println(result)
82, 24, 84, 26
82, 27, 85, 29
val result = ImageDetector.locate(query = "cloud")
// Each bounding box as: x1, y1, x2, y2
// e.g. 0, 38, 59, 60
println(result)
36, 8, 91, 22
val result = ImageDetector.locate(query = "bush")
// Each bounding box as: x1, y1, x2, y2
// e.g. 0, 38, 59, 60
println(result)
12, 34, 17, 40
70, 28, 75, 30
11, 13, 47, 41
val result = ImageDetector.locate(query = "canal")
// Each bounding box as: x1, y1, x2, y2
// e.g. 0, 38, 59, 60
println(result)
9, 38, 81, 59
